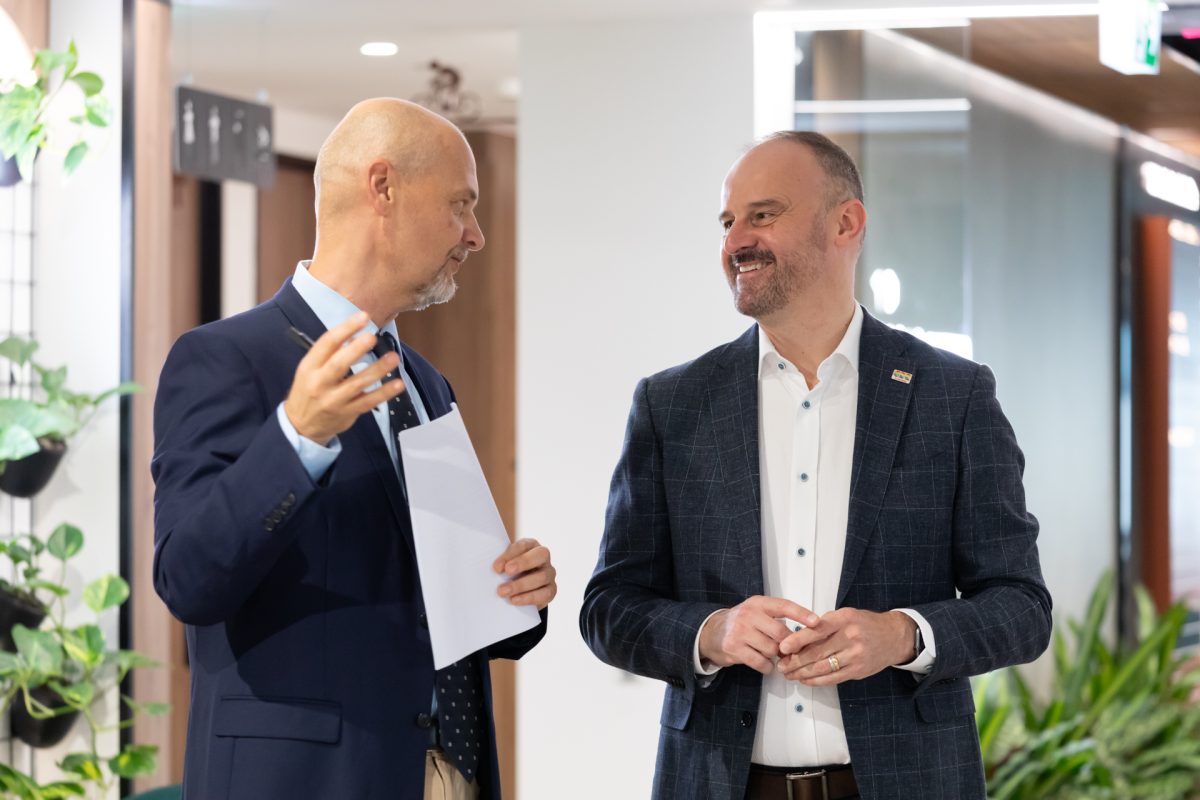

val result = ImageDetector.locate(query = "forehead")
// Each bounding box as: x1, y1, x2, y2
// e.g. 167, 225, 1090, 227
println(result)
721, 140, 822, 205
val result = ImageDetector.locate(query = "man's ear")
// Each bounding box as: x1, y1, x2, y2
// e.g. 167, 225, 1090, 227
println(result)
368, 160, 393, 214
838, 199, 867, 245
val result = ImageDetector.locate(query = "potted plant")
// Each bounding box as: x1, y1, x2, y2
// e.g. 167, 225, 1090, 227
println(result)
975, 571, 1200, 799
0, 40, 111, 186
0, 526, 76, 651
0, 522, 166, 797
0, 336, 137, 497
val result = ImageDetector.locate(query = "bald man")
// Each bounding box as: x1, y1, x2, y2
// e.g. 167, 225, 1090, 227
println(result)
152, 99, 554, 800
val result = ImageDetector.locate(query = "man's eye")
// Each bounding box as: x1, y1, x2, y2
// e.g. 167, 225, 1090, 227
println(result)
752, 212, 775, 225
720, 219, 733, 232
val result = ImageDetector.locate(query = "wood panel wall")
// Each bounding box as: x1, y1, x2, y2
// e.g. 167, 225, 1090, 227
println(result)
392, 130, 518, 799
130, 0, 193, 790
257, 155, 317, 300
0, 0, 47, 50
1133, 216, 1173, 613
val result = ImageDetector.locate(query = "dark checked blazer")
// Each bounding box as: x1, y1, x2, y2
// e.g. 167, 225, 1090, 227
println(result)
152, 278, 546, 800
580, 309, 1051, 800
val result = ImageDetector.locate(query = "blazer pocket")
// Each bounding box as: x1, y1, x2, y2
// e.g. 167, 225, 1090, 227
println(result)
214, 696, 342, 744
914, 681, 976, 723
659, 685, 693, 731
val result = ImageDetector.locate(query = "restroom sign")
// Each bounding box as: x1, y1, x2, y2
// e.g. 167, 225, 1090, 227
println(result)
174, 86, 276, 187
1099, 0, 1162, 76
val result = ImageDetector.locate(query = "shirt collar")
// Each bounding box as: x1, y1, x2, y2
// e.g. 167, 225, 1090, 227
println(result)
758, 303, 864, 381
292, 260, 399, 344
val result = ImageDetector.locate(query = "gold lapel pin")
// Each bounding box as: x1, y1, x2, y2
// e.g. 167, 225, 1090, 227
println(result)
891, 369, 913, 384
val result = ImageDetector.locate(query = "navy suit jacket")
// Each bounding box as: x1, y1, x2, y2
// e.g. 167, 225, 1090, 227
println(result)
152, 279, 546, 800
581, 311, 1051, 800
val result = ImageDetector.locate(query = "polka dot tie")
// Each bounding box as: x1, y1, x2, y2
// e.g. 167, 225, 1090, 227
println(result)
373, 332, 485, 782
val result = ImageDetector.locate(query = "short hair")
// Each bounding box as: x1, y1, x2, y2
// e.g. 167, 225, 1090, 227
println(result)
758, 130, 864, 209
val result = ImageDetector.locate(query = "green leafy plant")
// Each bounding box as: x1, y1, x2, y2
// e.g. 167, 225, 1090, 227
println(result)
0, 524, 79, 619
0, 524, 166, 799
976, 571, 1200, 800
0, 40, 111, 181
0, 336, 138, 466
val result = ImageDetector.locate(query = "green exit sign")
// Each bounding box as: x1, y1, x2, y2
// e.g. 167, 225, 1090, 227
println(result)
1100, 0, 1162, 75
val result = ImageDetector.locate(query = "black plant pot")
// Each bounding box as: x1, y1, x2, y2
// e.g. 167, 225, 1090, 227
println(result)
0, 155, 21, 188
0, 440, 66, 498
0, 586, 47, 651
10, 684, 81, 748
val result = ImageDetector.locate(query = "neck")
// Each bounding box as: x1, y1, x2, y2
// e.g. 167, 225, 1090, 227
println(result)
309, 232, 407, 329
758, 295, 857, 385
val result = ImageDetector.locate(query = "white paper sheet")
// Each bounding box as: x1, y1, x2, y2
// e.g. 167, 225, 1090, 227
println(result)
398, 404, 540, 669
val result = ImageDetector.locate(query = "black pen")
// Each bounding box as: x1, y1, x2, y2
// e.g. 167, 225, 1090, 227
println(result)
286, 326, 316, 352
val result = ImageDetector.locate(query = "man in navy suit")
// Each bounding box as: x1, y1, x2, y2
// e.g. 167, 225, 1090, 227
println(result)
153, 98, 556, 800
581, 132, 1051, 799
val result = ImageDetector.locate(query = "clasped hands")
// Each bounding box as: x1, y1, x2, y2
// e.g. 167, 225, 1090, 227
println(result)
697, 596, 917, 686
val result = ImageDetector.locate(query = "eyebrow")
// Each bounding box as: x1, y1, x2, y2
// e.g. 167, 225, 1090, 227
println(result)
718, 198, 786, 222
456, 188, 479, 203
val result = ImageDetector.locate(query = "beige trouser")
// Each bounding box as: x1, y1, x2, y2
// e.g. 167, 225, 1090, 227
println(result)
423, 748, 480, 800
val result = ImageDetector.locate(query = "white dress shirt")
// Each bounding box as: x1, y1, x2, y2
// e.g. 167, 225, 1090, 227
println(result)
693, 305, 935, 767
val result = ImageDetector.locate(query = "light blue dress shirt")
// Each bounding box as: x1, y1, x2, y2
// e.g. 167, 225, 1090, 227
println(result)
276, 261, 430, 482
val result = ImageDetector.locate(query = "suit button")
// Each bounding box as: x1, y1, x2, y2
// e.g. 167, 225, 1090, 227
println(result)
740, 712, 754, 728
285, 492, 295, 504
415, 712, 432, 729
264, 522, 275, 532
418, 613, 428, 629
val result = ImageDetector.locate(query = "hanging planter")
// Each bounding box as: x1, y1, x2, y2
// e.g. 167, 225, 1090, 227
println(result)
0, 439, 66, 498
9, 684, 80, 748
0, 154, 20, 187
0, 586, 45, 651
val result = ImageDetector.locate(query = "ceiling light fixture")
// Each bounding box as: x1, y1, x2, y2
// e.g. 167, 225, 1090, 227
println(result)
360, 42, 398, 57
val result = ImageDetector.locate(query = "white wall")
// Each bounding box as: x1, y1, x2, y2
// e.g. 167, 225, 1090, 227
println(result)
516, 16, 754, 798
26, 0, 124, 790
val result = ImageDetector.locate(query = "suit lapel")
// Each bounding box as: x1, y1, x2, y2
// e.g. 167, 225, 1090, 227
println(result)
838, 312, 915, 606
708, 326, 764, 594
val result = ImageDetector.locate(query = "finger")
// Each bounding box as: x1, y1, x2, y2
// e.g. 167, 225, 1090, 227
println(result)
734, 643, 777, 675
307, 312, 370, 365
737, 628, 785, 665
755, 597, 820, 628
799, 671, 853, 687
779, 625, 834, 656
347, 379, 406, 415
509, 583, 558, 609
754, 615, 795, 644
498, 565, 555, 598
502, 545, 551, 577
323, 329, 381, 380
789, 632, 851, 669
332, 353, 401, 401
494, 538, 539, 573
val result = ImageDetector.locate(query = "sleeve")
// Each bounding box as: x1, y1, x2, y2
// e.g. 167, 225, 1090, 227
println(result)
276, 402, 341, 482
151, 330, 333, 626
908, 364, 1053, 689
579, 379, 725, 692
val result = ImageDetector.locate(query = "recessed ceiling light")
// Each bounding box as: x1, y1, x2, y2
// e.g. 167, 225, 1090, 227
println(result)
360, 42, 398, 57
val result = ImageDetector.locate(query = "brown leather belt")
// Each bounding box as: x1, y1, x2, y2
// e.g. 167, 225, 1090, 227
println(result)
745, 763, 858, 800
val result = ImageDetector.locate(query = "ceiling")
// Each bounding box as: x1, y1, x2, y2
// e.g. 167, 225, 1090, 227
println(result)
171, 0, 1106, 125
908, 11, 1200, 157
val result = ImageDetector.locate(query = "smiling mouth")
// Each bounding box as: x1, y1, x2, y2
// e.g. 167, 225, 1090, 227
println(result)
735, 260, 771, 274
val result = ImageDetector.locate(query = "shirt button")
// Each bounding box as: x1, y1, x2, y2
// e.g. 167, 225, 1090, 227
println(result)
796, 547, 806, 557
777, 362, 786, 370
799, 473, 809, 482
794, 704, 804, 713
802, 400, 811, 409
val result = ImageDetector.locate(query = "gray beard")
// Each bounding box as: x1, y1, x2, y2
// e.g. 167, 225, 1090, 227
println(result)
411, 268, 458, 311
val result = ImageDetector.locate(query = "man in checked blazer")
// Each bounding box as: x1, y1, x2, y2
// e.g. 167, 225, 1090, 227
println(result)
581, 132, 1051, 800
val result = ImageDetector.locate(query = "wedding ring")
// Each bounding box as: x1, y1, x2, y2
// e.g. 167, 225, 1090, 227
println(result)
827, 655, 841, 673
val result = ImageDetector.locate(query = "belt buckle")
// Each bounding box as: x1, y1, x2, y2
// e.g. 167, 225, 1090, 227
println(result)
784, 769, 829, 800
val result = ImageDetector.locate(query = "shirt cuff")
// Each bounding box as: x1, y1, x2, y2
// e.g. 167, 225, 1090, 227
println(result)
693, 609, 725, 678
893, 608, 936, 676
276, 402, 341, 482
